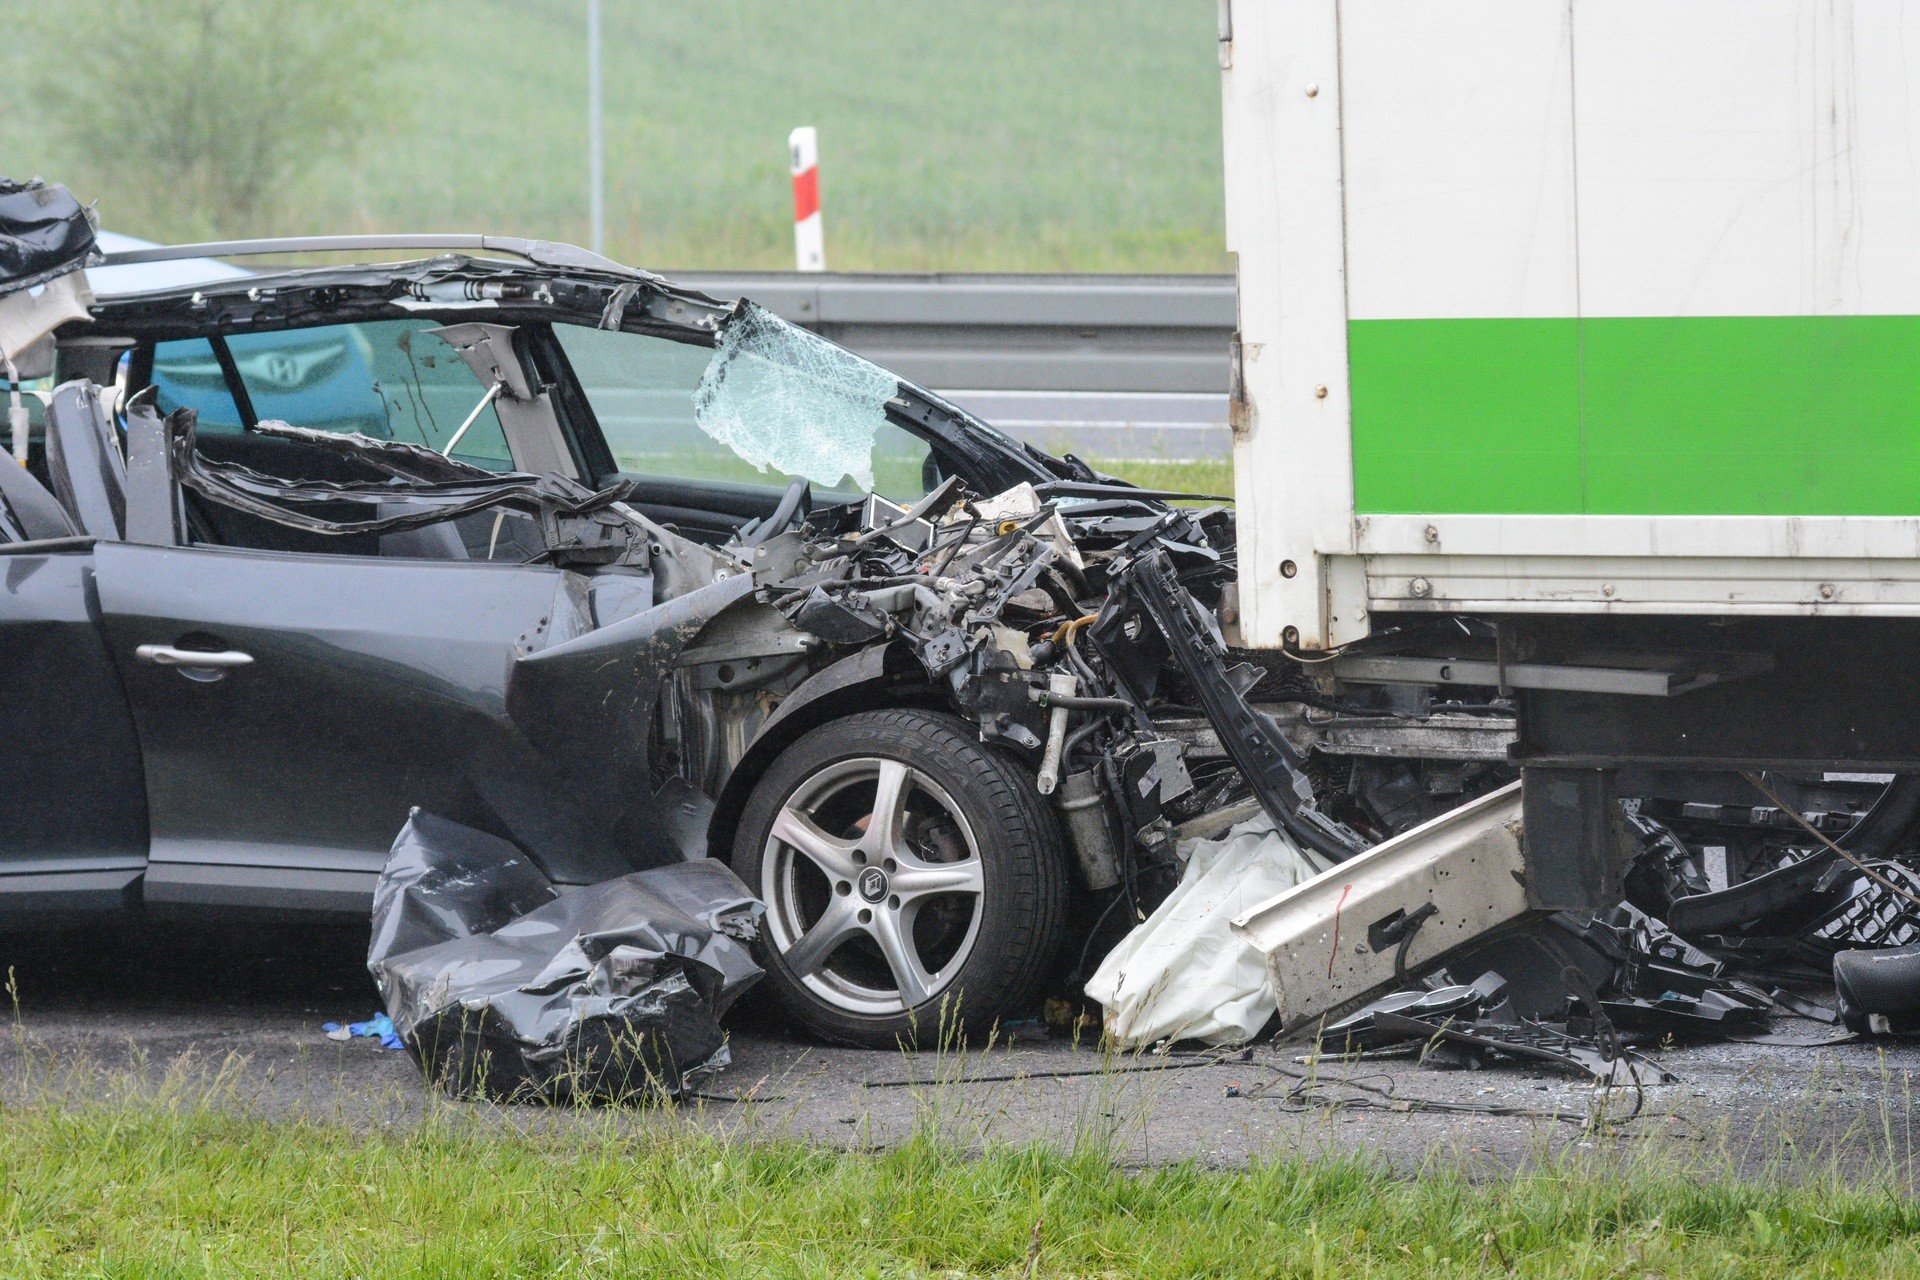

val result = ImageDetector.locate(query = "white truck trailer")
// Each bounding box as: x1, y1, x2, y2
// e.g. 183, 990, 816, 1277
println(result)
1220, 0, 1920, 908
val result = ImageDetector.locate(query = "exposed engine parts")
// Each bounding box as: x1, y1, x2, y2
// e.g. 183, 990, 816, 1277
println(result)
733, 474, 1374, 912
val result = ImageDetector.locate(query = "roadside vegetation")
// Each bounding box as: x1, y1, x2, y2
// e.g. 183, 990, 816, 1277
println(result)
3, 1084, 1917, 1277
1097, 457, 1234, 501
1, 0, 1227, 273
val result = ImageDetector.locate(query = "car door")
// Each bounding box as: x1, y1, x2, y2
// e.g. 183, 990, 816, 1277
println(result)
0, 539, 149, 913
90, 540, 642, 912
96, 314, 641, 912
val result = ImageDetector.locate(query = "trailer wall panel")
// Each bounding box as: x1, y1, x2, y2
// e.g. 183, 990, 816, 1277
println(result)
1337, 0, 1920, 520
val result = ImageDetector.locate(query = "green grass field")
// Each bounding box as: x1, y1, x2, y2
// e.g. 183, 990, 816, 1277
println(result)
1, 1, 1228, 273
1099, 457, 1234, 500
4, 1092, 1917, 1277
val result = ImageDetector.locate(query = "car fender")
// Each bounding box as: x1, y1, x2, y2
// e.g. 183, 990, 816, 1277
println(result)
507, 571, 756, 869
705, 641, 935, 859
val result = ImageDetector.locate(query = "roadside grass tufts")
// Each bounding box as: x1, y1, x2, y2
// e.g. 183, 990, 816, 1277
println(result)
3, 1038, 1919, 1277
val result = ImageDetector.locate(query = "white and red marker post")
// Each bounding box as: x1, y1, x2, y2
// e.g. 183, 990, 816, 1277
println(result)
788, 126, 825, 272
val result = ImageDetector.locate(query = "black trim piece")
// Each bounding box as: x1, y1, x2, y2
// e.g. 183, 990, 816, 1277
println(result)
1100, 546, 1368, 863
142, 861, 376, 915
524, 324, 613, 484
0, 534, 94, 556
208, 334, 259, 429
0, 867, 143, 916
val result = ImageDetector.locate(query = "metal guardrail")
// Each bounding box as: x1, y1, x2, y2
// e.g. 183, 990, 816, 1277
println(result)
668, 272, 1236, 459
667, 272, 1234, 393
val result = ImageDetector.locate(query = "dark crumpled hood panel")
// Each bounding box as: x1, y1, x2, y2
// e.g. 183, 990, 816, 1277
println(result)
0, 177, 96, 296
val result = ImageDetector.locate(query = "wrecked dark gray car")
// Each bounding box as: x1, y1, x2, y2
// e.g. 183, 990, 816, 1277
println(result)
5, 232, 1509, 1046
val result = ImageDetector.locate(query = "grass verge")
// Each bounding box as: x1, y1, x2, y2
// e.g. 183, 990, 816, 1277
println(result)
1095, 457, 1234, 501
2, 1082, 1917, 1278
1, 1, 1229, 274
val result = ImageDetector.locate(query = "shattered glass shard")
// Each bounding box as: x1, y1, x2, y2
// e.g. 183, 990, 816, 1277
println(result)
693, 302, 898, 491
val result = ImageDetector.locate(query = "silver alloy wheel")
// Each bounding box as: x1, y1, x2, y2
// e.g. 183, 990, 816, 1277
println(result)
760, 756, 986, 1016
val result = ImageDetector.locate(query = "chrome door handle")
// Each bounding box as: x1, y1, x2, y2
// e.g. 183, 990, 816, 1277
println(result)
135, 644, 254, 670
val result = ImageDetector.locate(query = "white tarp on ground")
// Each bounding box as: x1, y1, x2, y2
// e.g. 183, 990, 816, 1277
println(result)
1086, 814, 1331, 1048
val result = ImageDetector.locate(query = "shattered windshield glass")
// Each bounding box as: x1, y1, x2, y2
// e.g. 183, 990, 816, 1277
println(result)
692, 302, 899, 492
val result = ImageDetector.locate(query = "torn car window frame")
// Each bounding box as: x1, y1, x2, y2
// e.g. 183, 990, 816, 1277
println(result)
93, 262, 1058, 501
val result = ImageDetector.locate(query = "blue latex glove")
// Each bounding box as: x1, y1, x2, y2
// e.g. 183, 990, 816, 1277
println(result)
322, 1012, 405, 1051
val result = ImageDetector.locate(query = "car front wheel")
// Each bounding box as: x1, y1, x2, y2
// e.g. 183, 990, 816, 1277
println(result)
731, 708, 1069, 1048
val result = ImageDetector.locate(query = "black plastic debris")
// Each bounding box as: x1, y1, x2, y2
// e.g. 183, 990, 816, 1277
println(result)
1626, 784, 1920, 976
0, 178, 96, 296
1316, 901, 1769, 1081
1319, 970, 1672, 1084
1809, 864, 1920, 950
1540, 789, 1920, 1045
1654, 855, 1920, 980
1833, 943, 1920, 1035
1319, 971, 1513, 1054
1571, 904, 1770, 1036
369, 811, 763, 1103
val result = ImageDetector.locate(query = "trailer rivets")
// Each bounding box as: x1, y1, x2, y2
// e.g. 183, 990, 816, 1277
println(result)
1820, 583, 1837, 600
1409, 577, 1432, 598
1602, 583, 1615, 597
1423, 524, 1439, 544
1280, 559, 1297, 579
1305, 82, 1320, 97
1314, 383, 1328, 398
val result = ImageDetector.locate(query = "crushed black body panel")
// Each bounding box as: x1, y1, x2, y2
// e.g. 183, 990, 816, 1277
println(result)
0, 178, 96, 296
369, 811, 762, 1102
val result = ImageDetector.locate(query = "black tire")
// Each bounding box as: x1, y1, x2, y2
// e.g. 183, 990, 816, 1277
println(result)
731, 708, 1069, 1048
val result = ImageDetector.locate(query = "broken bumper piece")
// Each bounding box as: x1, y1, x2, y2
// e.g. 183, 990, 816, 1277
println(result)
1230, 781, 1531, 1032
369, 811, 764, 1103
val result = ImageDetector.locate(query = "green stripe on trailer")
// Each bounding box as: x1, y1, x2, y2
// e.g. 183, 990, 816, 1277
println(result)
1349, 315, 1920, 516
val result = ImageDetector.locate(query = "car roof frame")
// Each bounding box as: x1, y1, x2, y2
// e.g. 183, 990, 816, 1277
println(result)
97, 235, 646, 279
83, 243, 1072, 495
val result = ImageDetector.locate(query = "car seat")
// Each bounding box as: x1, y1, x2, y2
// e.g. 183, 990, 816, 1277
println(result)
0, 451, 80, 541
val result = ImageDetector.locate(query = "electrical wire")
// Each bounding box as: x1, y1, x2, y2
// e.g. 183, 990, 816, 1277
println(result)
1243, 1063, 1614, 1126
1280, 644, 1350, 664
1067, 889, 1132, 988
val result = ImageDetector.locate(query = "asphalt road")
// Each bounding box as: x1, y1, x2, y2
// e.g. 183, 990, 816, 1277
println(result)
2, 919, 1915, 1182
